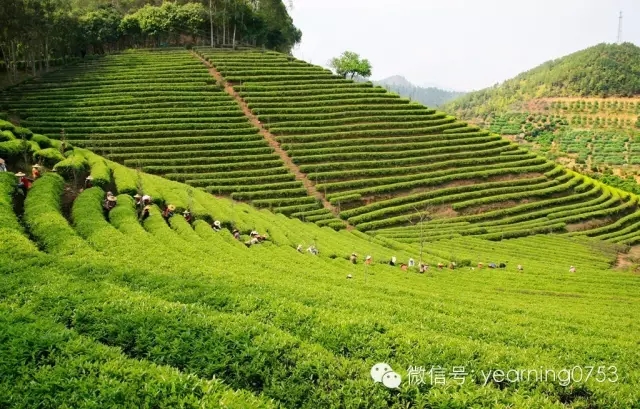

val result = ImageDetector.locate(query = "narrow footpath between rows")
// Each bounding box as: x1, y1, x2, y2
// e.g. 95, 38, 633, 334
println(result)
192, 52, 351, 227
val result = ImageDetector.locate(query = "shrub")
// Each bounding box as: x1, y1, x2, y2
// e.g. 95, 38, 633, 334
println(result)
53, 150, 89, 179
33, 148, 65, 168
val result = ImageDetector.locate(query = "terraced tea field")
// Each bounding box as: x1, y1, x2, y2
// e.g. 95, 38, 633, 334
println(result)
2, 121, 640, 407
192, 49, 640, 241
4, 48, 640, 241
0, 49, 339, 225
483, 98, 640, 171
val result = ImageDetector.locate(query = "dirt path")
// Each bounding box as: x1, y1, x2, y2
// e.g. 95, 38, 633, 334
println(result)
192, 52, 349, 226
615, 245, 640, 270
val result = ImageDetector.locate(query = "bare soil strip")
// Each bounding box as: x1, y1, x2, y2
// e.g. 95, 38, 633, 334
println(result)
192, 52, 348, 225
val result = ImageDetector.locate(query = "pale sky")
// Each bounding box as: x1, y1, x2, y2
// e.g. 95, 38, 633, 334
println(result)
290, 0, 640, 91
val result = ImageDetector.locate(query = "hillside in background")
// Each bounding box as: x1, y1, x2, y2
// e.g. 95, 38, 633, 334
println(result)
441, 43, 640, 186
374, 75, 466, 107
4, 48, 640, 244
445, 42, 640, 119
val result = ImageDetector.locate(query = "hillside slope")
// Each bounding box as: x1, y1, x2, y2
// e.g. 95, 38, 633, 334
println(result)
3, 48, 640, 243
445, 42, 640, 119
1, 119, 640, 407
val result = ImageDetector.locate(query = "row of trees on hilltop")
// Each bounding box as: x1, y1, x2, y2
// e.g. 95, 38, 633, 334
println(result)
444, 43, 640, 119
0, 0, 301, 83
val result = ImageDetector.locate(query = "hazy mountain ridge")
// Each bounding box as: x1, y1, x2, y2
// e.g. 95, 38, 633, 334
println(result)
372, 75, 466, 107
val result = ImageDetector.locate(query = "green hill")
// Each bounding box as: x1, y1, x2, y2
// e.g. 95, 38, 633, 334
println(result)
1, 118, 640, 407
4, 48, 640, 243
444, 42, 640, 119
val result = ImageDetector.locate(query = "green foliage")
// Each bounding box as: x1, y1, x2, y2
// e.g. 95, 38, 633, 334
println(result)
0, 138, 33, 157
0, 173, 22, 232
329, 51, 373, 79
0, 0, 300, 89
594, 174, 640, 196
81, 5, 123, 51
109, 161, 138, 195
0, 130, 15, 142
33, 147, 66, 167
23, 173, 97, 258
446, 43, 640, 118
53, 150, 89, 179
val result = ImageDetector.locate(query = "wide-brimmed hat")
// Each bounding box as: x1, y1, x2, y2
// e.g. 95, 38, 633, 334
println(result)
168, 204, 176, 211
183, 210, 190, 214
32, 164, 42, 168
250, 230, 258, 236
143, 205, 151, 211
352, 253, 357, 257
142, 195, 151, 200
107, 195, 117, 201
15, 172, 25, 177
232, 229, 239, 233
133, 193, 141, 198
366, 255, 372, 260
106, 191, 113, 196
213, 220, 221, 227
86, 175, 94, 180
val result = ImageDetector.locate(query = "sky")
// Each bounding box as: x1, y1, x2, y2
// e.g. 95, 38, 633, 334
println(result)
289, 0, 640, 91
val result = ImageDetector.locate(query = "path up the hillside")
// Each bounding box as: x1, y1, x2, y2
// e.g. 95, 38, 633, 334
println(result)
192, 52, 349, 226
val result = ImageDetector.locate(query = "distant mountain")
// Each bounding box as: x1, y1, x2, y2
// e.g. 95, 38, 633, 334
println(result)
444, 42, 640, 119
375, 75, 414, 88
373, 75, 466, 107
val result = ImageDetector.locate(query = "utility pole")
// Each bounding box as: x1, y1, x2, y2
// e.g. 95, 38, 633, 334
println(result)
617, 11, 623, 44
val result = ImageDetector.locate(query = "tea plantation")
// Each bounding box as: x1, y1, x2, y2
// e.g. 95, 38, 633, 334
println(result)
1, 49, 640, 408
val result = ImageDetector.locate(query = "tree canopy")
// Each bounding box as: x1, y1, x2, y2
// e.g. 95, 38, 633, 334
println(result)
329, 51, 372, 79
444, 43, 640, 119
0, 0, 301, 83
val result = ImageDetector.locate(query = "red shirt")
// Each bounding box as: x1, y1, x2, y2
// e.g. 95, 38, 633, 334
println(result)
20, 177, 32, 189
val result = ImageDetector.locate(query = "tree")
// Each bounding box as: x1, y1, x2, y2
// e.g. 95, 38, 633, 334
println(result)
329, 51, 372, 79
81, 5, 122, 53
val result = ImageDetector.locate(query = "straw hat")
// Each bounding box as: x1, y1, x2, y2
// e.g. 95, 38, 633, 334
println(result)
143, 205, 151, 211
106, 191, 113, 196
233, 229, 239, 233
366, 255, 372, 260
213, 220, 221, 227
347, 274, 353, 279
107, 195, 117, 201
32, 164, 42, 168
133, 194, 142, 198
168, 204, 176, 211
351, 253, 357, 257
15, 172, 25, 177
250, 230, 258, 236
183, 210, 190, 215
86, 175, 94, 180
